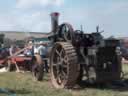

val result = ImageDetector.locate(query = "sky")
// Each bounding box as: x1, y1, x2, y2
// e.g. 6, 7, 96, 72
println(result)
0, 0, 128, 37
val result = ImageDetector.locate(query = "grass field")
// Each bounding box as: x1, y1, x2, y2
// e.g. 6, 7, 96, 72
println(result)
0, 64, 128, 96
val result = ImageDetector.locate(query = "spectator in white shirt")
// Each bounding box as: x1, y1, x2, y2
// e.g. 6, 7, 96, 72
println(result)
38, 42, 46, 56
37, 41, 48, 72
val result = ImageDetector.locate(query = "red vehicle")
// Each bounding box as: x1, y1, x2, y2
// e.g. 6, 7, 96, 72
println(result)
0, 48, 32, 71
0, 47, 45, 81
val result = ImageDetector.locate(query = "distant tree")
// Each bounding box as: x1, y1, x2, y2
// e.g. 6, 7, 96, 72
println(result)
0, 34, 4, 42
0, 34, 4, 47
3, 38, 13, 47
24, 36, 35, 43
14, 40, 25, 48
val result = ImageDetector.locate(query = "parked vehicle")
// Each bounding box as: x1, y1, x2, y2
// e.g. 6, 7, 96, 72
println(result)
48, 12, 122, 88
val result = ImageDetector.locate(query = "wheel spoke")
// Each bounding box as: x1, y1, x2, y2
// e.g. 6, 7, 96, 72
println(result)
62, 63, 67, 68
56, 63, 66, 83
60, 49, 64, 57
64, 26, 69, 37
56, 71, 62, 84
63, 56, 68, 64
57, 70, 67, 84
61, 70, 67, 77
64, 25, 67, 32
52, 63, 58, 67
67, 31, 71, 39
62, 25, 67, 34
57, 68, 60, 75
55, 49, 61, 57
52, 56, 61, 65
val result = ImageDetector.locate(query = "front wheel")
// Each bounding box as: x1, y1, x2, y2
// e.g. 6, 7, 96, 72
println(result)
32, 55, 44, 81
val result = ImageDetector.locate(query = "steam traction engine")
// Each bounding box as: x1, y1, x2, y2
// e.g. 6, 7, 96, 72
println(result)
49, 12, 122, 88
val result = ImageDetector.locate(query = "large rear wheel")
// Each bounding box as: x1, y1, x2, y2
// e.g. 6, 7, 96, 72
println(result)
50, 42, 79, 88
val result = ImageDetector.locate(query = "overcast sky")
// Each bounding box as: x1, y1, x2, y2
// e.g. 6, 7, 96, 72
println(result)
0, 0, 128, 37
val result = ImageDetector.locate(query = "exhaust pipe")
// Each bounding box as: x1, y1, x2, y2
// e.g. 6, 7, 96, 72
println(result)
50, 12, 60, 33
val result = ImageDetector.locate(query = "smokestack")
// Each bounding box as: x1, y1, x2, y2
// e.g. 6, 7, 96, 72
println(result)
50, 12, 59, 33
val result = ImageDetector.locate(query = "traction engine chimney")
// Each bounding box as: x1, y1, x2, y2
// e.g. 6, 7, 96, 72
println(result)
50, 12, 60, 33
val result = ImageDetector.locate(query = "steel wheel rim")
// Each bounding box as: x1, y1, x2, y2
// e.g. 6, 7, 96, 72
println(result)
51, 44, 68, 86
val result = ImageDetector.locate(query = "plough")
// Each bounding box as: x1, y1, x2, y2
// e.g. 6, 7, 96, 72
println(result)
0, 47, 32, 72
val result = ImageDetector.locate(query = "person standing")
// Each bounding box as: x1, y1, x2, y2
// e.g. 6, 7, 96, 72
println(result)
9, 45, 16, 56
37, 41, 48, 72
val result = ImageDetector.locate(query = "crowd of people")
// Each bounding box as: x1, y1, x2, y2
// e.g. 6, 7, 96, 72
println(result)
0, 41, 49, 64
0, 41, 49, 72
24, 41, 49, 72
23, 41, 48, 57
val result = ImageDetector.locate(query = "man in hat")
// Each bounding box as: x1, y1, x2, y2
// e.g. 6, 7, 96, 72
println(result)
37, 41, 46, 56
9, 45, 17, 56
37, 41, 48, 72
